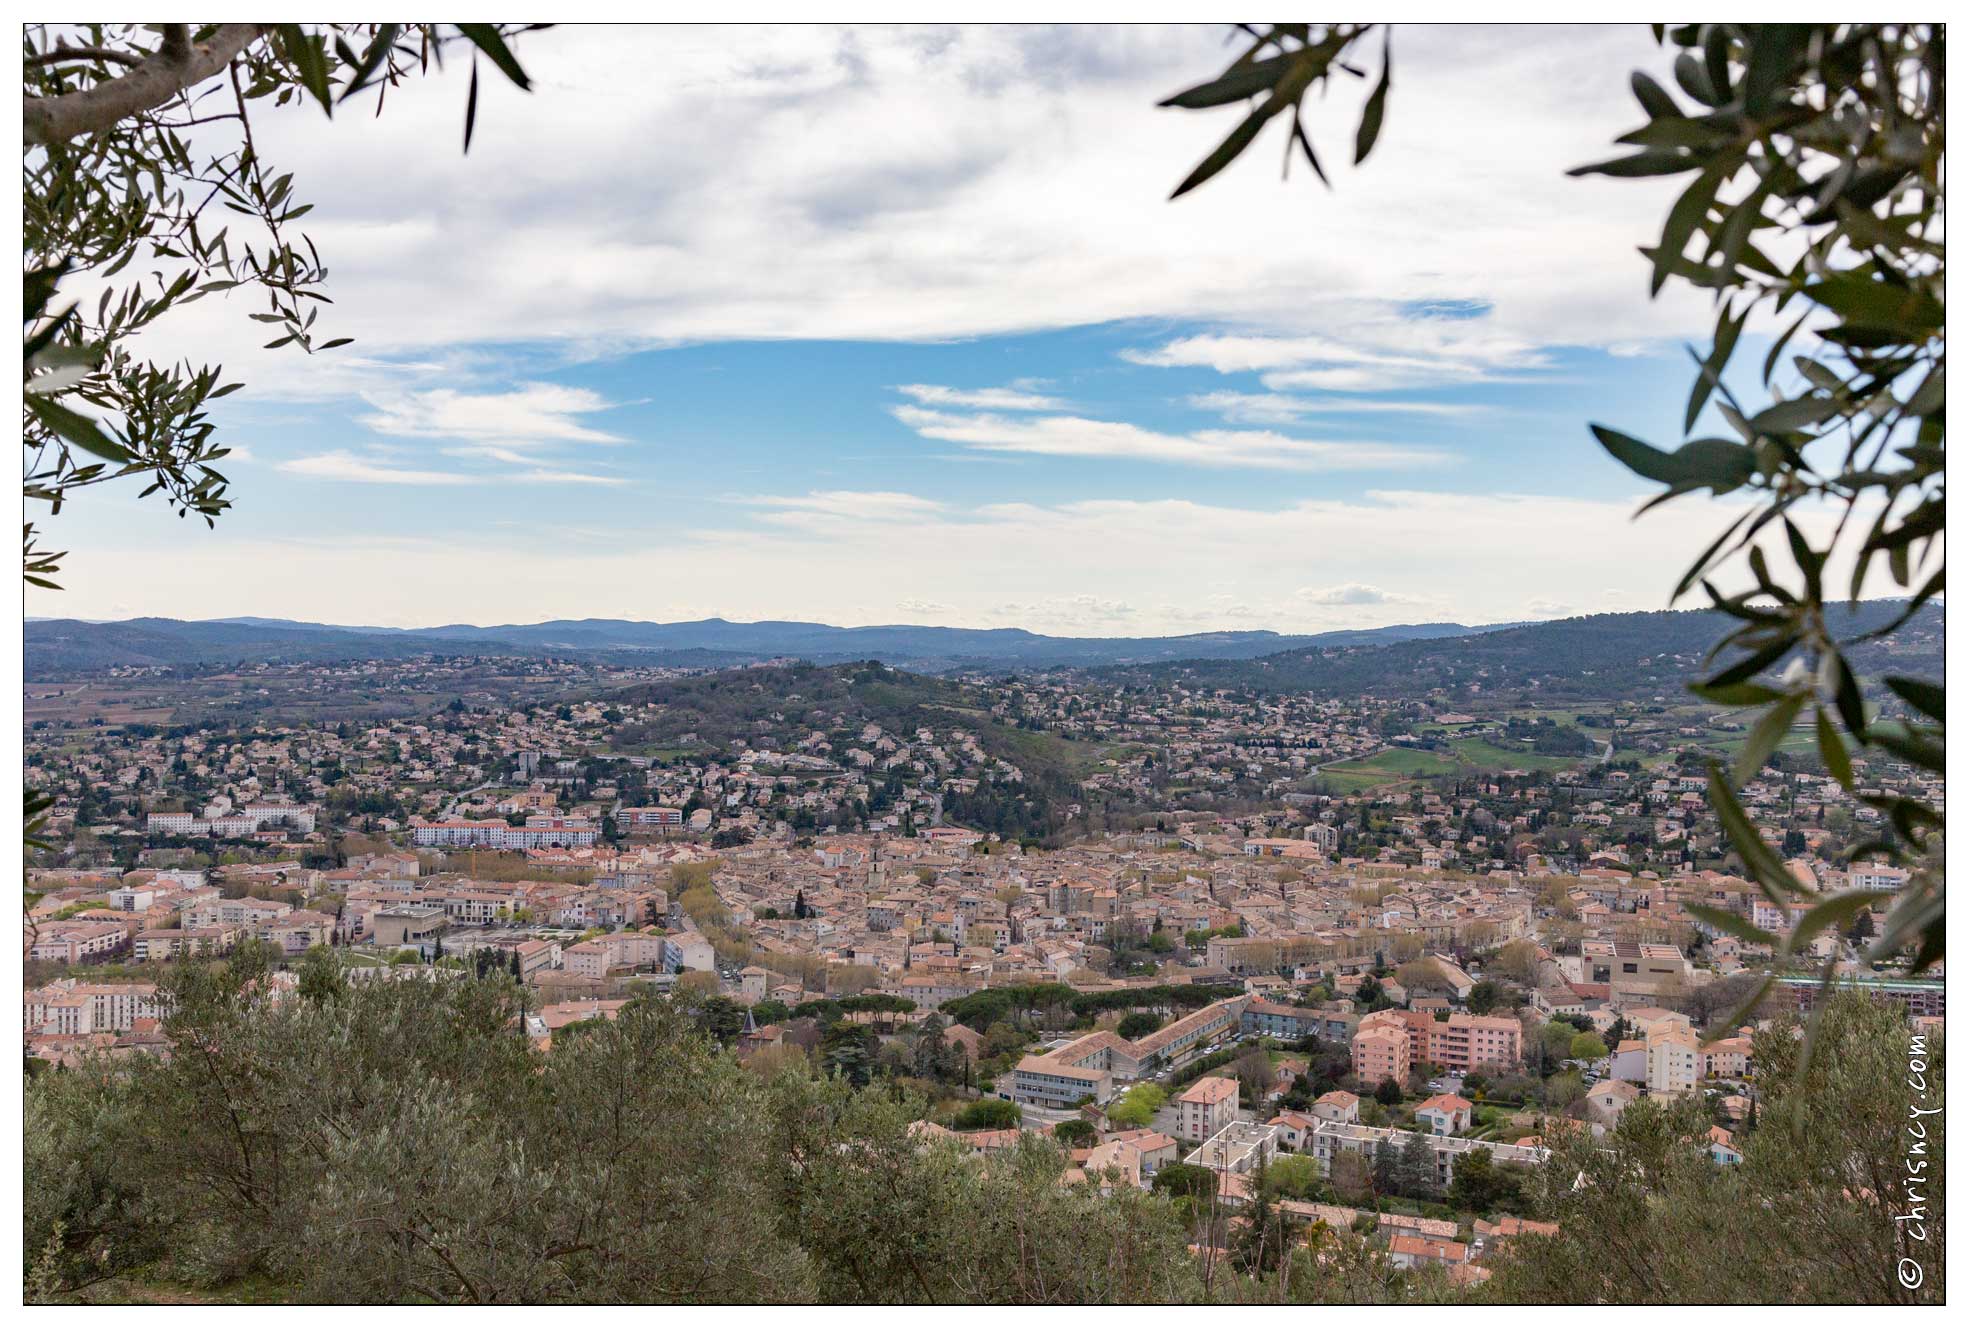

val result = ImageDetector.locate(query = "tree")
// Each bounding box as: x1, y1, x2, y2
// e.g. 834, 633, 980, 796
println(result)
1445, 1145, 1524, 1215
1543, 1071, 1586, 1112
1396, 1130, 1437, 1200
1161, 18, 1945, 992
1370, 1138, 1400, 1197
953, 1098, 1021, 1131
1106, 1082, 1167, 1130
1232, 1048, 1273, 1108
1052, 1117, 1098, 1149
1570, 1033, 1610, 1061
686, 994, 747, 1047
1117, 1010, 1163, 1041
819, 1020, 877, 1089
910, 1012, 959, 1084
1151, 1161, 1216, 1203
1267, 1152, 1322, 1201
22, 24, 539, 591
1329, 1149, 1374, 1206
1373, 1077, 1402, 1107
1489, 991, 1940, 1304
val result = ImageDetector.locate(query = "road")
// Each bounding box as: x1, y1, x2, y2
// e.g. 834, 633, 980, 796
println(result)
439, 778, 499, 820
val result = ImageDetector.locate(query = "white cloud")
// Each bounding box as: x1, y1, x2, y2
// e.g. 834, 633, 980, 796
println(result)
986, 594, 1139, 629
509, 467, 627, 486
1297, 583, 1407, 606
1524, 598, 1580, 618
891, 404, 1450, 471
278, 450, 622, 486
124, 24, 1708, 402
894, 383, 1066, 410
278, 451, 476, 486
358, 383, 622, 446
1188, 391, 1478, 425
1128, 313, 1554, 392
750, 491, 947, 517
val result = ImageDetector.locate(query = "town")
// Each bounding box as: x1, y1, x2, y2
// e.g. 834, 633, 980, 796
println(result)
23, 647, 1943, 1287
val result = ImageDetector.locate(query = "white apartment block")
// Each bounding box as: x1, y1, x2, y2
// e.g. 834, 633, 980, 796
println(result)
24, 980, 166, 1035
1647, 1029, 1701, 1097
410, 818, 600, 849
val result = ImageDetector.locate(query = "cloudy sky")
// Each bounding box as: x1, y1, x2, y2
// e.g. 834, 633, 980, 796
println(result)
35, 24, 1793, 635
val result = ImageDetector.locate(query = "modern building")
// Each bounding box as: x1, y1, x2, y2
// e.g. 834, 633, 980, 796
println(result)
371, 904, 448, 950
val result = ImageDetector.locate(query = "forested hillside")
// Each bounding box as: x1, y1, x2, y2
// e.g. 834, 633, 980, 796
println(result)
1114, 603, 1943, 702
609, 661, 1089, 841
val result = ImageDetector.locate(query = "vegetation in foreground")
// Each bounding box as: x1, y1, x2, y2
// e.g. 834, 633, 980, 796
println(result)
23, 948, 1942, 1305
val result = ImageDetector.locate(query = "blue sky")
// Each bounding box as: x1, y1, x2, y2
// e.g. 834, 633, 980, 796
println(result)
34, 24, 1824, 635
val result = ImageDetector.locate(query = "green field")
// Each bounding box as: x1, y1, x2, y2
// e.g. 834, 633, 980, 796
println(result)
1317, 734, 1601, 790
1446, 738, 1589, 772
1316, 746, 1463, 790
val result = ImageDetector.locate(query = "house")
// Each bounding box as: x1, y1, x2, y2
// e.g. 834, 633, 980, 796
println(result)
1706, 1125, 1743, 1165
1584, 1078, 1640, 1127
1388, 1234, 1468, 1270
942, 1022, 984, 1063
1701, 1035, 1752, 1079
1083, 1139, 1143, 1192
1310, 1089, 1360, 1125
1413, 1093, 1474, 1136
1108, 1129, 1180, 1179
1269, 1111, 1319, 1151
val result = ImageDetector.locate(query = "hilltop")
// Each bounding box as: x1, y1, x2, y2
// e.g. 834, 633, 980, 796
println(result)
23, 614, 1485, 679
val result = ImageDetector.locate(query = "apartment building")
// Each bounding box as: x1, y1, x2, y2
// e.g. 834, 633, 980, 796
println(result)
1425, 1013, 1522, 1071
259, 911, 335, 955
28, 921, 127, 965
1175, 1074, 1240, 1143
1010, 1052, 1112, 1108
1130, 995, 1249, 1072
24, 979, 165, 1035
145, 804, 319, 839
1351, 1024, 1411, 1087
662, 930, 715, 973
619, 806, 684, 833
1354, 1008, 1522, 1076
134, 926, 238, 962
409, 818, 601, 849
1304, 1120, 1546, 1193
1240, 998, 1353, 1043
1646, 1027, 1700, 1097
182, 896, 292, 930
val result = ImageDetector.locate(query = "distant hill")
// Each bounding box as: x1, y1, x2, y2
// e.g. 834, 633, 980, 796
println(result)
608, 660, 1095, 841
23, 614, 1490, 678
21, 618, 753, 677
1108, 601, 1944, 700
